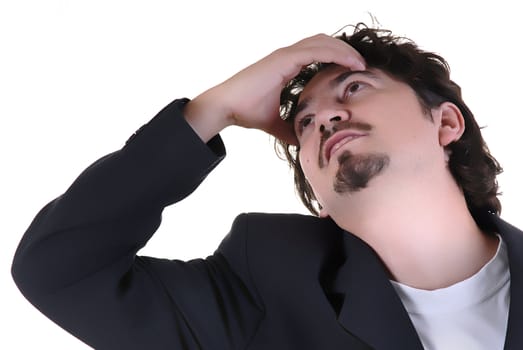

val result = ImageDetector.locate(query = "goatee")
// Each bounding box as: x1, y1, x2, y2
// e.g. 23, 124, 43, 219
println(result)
334, 150, 390, 193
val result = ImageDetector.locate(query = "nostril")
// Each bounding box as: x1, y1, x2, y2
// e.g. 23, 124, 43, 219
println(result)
319, 125, 325, 133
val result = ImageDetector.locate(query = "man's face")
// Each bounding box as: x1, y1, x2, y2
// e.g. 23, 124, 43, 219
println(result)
294, 65, 444, 218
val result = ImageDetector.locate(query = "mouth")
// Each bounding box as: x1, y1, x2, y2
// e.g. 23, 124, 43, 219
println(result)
324, 130, 367, 163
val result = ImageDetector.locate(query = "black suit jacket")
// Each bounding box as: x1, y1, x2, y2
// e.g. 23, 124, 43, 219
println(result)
12, 99, 523, 349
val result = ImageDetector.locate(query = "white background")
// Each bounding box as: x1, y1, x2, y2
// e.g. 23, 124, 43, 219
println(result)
1, 0, 522, 348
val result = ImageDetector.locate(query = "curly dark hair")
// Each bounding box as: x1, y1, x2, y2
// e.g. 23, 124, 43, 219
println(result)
276, 23, 503, 216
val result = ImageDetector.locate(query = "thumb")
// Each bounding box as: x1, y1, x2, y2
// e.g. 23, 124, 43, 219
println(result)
267, 119, 298, 146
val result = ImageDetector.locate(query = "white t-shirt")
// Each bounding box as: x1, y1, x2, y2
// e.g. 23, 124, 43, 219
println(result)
390, 236, 510, 350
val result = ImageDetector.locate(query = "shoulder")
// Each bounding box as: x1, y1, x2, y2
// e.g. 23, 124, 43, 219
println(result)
219, 212, 342, 256
216, 212, 344, 291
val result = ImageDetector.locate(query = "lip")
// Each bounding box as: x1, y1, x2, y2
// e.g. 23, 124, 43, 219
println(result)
324, 130, 367, 163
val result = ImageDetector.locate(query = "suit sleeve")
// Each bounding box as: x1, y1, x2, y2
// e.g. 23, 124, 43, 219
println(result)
11, 99, 264, 350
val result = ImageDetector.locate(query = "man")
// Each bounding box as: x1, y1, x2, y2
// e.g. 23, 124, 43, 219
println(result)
12, 24, 523, 349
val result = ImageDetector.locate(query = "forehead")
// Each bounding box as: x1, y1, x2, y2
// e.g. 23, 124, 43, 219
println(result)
303, 64, 351, 89
299, 65, 382, 99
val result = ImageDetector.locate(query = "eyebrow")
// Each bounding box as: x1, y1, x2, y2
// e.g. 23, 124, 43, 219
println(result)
294, 70, 378, 118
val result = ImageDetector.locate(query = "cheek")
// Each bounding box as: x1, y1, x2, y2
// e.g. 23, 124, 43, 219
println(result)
298, 150, 319, 185
299, 153, 325, 193
298, 139, 328, 186
298, 142, 313, 166
299, 154, 313, 178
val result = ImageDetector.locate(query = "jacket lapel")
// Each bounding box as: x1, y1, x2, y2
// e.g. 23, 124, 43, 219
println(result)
330, 232, 424, 350
481, 215, 523, 350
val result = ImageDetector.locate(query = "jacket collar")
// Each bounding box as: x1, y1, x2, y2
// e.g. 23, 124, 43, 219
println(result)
475, 213, 523, 349
330, 231, 424, 349
327, 212, 523, 350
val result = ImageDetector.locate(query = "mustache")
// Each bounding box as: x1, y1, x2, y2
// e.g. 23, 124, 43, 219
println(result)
318, 120, 373, 167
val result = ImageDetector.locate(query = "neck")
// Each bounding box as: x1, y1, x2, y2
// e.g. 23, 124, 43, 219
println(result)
332, 172, 499, 290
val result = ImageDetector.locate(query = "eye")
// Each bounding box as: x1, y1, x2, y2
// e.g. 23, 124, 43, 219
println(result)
343, 81, 366, 99
295, 114, 314, 135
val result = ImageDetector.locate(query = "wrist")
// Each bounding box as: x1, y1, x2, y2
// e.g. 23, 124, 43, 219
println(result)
184, 91, 234, 143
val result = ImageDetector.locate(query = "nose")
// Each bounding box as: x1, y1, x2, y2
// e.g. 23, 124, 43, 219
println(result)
317, 109, 351, 133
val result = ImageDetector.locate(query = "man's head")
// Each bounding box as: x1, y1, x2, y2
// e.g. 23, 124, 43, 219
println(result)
277, 23, 502, 218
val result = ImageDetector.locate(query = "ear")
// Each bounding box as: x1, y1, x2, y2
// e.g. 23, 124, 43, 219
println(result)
433, 102, 465, 147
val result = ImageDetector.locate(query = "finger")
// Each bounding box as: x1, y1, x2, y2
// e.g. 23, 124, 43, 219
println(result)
301, 35, 366, 70
279, 36, 365, 81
